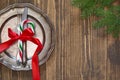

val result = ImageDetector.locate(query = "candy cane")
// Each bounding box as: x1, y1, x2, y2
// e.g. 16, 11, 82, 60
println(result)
17, 20, 35, 63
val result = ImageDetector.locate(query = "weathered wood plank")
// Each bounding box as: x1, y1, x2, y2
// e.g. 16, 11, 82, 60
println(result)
1, 67, 12, 80
0, 0, 9, 10
106, 37, 120, 80
16, 0, 34, 4
63, 0, 82, 80
90, 23, 107, 80
8, 0, 16, 5
46, 0, 56, 80
64, 0, 80, 79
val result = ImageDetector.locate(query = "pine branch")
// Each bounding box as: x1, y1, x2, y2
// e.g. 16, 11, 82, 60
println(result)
72, 0, 120, 38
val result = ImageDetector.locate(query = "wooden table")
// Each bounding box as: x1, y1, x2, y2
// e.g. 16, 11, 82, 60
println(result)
0, 0, 120, 80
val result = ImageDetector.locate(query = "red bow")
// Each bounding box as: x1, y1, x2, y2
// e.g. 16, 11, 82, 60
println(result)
0, 28, 43, 80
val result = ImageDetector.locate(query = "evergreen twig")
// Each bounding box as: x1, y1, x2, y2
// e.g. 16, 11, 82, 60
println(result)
72, 0, 120, 37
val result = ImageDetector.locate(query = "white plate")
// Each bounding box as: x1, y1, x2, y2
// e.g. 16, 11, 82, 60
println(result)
0, 3, 55, 70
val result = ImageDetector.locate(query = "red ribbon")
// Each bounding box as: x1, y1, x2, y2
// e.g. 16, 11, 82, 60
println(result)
0, 28, 43, 80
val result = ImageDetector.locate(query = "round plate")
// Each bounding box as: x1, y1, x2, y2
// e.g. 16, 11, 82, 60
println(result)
0, 3, 54, 70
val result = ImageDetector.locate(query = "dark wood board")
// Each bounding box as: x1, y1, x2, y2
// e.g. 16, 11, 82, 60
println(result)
0, 0, 120, 80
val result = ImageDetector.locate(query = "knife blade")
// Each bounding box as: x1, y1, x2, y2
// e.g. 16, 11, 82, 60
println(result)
21, 7, 28, 66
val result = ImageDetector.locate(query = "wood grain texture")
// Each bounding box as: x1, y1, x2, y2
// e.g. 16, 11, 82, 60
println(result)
0, 0, 120, 80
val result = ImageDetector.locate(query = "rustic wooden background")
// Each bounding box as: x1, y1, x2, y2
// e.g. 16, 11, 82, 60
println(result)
0, 0, 120, 80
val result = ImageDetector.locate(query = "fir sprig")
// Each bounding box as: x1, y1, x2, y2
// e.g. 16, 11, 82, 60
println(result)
72, 0, 120, 37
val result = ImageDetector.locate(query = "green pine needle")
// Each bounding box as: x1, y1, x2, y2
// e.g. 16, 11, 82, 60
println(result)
72, 0, 120, 38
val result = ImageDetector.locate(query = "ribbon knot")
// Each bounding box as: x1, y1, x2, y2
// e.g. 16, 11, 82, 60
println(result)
8, 28, 34, 41
0, 28, 43, 80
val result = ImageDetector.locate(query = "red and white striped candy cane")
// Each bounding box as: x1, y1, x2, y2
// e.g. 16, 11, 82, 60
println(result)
17, 20, 35, 64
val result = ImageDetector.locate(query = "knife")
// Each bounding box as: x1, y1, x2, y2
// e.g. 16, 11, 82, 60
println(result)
21, 7, 28, 66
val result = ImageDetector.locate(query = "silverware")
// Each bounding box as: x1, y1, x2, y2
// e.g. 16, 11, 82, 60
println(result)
16, 7, 28, 67
21, 7, 28, 66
